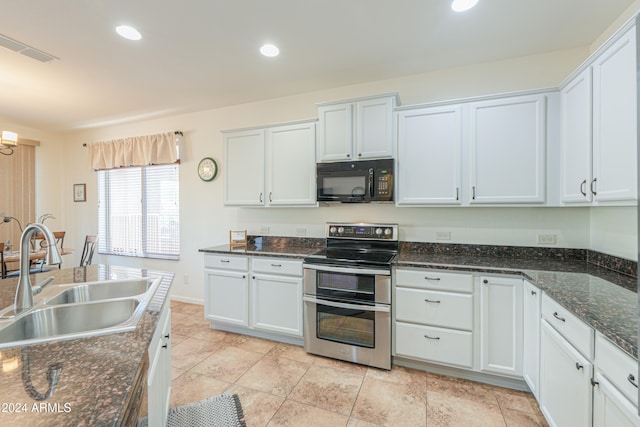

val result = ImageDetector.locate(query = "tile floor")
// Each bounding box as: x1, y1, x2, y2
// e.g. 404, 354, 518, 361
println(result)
170, 301, 549, 427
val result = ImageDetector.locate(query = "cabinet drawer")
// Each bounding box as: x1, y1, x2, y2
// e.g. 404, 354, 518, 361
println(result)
395, 322, 473, 368
252, 258, 302, 276
395, 268, 473, 293
596, 333, 638, 406
395, 287, 473, 330
541, 293, 594, 360
204, 254, 249, 271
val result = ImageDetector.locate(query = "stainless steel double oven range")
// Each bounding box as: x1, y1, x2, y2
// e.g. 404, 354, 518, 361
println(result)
303, 223, 398, 370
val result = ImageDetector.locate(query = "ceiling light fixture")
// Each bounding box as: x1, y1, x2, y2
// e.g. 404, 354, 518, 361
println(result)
0, 131, 18, 156
116, 25, 142, 41
451, 0, 479, 12
260, 44, 280, 57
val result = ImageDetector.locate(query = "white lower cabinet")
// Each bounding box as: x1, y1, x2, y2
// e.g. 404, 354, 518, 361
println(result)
204, 254, 303, 339
539, 319, 593, 427
522, 281, 542, 399
147, 301, 171, 427
593, 373, 640, 427
394, 268, 474, 369
479, 276, 523, 378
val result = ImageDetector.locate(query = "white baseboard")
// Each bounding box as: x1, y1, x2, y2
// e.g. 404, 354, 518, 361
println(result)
170, 295, 204, 305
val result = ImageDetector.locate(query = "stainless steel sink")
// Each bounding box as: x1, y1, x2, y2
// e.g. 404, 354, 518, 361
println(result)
44, 278, 155, 305
0, 298, 143, 349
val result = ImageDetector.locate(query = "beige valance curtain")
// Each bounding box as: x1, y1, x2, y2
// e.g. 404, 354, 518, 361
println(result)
87, 131, 178, 170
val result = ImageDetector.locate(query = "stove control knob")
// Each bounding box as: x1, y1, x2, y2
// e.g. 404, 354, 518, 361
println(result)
337, 227, 344, 234
384, 228, 392, 236
329, 226, 337, 234
375, 228, 383, 235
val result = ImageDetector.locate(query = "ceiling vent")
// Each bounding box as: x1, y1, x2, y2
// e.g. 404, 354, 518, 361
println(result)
0, 33, 58, 63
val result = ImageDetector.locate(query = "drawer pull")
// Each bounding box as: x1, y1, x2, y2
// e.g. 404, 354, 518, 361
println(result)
164, 334, 170, 339
553, 312, 566, 322
531, 290, 537, 296
271, 264, 282, 267
424, 299, 441, 304
220, 260, 230, 263
424, 277, 441, 281
162, 344, 168, 349
628, 374, 639, 388
575, 363, 583, 371
591, 378, 599, 387
424, 335, 440, 340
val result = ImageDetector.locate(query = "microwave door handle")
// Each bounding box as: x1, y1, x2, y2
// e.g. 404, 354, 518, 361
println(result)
369, 168, 374, 198
303, 296, 390, 313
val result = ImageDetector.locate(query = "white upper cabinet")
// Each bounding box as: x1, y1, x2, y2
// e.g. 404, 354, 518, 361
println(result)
560, 68, 593, 203
224, 120, 317, 207
397, 105, 462, 205
317, 94, 397, 162
266, 122, 317, 206
592, 25, 637, 202
469, 94, 546, 204
224, 129, 265, 206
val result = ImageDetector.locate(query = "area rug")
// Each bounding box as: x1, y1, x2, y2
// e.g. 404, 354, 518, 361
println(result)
139, 393, 246, 427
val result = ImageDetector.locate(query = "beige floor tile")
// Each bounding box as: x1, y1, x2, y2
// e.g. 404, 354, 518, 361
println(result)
267, 400, 349, 427
171, 366, 186, 380
221, 333, 278, 354
171, 301, 205, 317
226, 384, 285, 427
366, 364, 426, 387
237, 354, 310, 397
289, 364, 363, 415
171, 311, 210, 337
312, 355, 368, 375
352, 376, 427, 427
191, 326, 229, 342
170, 370, 231, 407
171, 336, 222, 370
502, 408, 549, 427
170, 333, 189, 346
346, 418, 383, 427
427, 390, 506, 427
427, 372, 499, 406
269, 342, 319, 364
191, 346, 263, 383
495, 388, 536, 414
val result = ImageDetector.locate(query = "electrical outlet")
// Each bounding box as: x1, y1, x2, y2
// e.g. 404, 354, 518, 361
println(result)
537, 234, 557, 245
260, 226, 270, 234
183, 274, 189, 285
435, 231, 451, 241
296, 228, 307, 236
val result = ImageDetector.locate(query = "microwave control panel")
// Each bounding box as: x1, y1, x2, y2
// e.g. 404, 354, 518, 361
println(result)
376, 170, 393, 200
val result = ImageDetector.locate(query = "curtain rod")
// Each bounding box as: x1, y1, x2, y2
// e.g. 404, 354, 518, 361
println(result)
82, 130, 183, 147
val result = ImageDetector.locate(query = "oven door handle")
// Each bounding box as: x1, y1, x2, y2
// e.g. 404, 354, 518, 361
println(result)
303, 296, 390, 313
303, 264, 390, 276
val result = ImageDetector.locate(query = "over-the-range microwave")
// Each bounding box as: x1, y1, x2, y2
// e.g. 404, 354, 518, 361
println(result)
316, 159, 394, 203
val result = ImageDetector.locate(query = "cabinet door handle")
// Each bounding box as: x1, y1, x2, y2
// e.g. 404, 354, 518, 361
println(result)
164, 334, 170, 339
424, 299, 441, 303
346, 154, 351, 158
628, 374, 639, 388
424, 335, 440, 340
580, 179, 587, 196
456, 187, 459, 201
590, 178, 597, 196
259, 192, 263, 203
575, 363, 583, 370
358, 153, 362, 157
269, 192, 272, 202
242, 275, 246, 279
162, 344, 168, 349
472, 186, 476, 200
424, 276, 441, 281
483, 279, 489, 284
591, 378, 600, 387
531, 290, 537, 295
553, 312, 566, 322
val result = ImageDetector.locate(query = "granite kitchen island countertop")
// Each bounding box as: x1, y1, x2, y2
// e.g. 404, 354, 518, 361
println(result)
0, 264, 173, 427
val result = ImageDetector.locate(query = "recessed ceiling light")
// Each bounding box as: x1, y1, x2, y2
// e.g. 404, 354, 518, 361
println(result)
451, 0, 479, 12
260, 44, 280, 57
116, 25, 142, 41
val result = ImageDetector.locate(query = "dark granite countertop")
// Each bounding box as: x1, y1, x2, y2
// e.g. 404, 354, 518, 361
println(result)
0, 264, 173, 426
201, 237, 638, 359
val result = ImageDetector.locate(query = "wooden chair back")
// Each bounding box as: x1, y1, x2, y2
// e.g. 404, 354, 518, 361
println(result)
80, 235, 98, 267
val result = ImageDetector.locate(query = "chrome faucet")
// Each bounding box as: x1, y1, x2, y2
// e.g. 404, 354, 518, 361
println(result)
14, 223, 63, 313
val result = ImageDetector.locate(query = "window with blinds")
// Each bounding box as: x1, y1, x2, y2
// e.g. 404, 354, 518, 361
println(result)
98, 164, 179, 260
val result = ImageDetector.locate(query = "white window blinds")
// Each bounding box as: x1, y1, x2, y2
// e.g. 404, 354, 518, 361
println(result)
98, 164, 179, 260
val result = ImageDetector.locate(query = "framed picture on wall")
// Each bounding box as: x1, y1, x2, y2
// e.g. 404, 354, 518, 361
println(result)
73, 183, 86, 202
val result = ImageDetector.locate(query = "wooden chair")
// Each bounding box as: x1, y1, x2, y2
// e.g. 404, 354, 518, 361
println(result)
80, 235, 98, 267
31, 231, 66, 270
0, 242, 5, 279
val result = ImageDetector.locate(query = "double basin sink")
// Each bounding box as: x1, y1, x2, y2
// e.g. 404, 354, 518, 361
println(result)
0, 276, 162, 349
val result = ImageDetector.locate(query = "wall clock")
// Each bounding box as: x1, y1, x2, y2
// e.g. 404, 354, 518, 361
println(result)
197, 157, 218, 182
